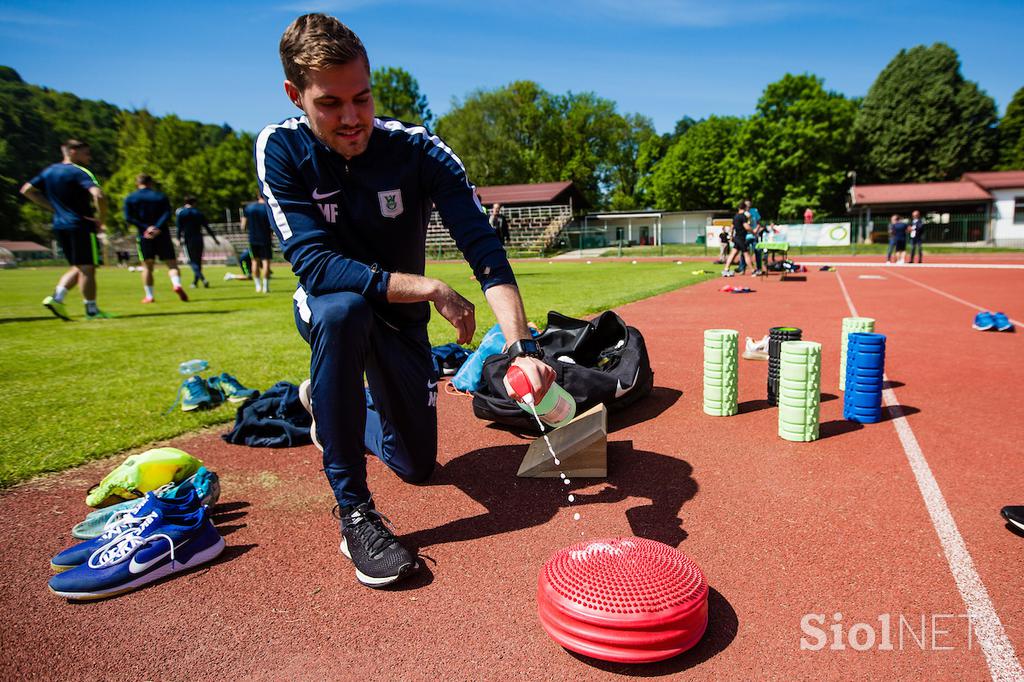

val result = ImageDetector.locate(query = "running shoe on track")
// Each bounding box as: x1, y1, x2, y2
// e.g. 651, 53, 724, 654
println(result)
337, 502, 417, 588
72, 468, 220, 540
743, 335, 770, 360
42, 296, 71, 321
993, 312, 1013, 332
972, 311, 995, 331
1001, 506, 1024, 533
48, 506, 224, 601
52, 490, 202, 571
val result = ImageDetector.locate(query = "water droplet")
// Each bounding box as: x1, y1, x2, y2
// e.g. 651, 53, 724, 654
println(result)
559, 472, 565, 479
573, 512, 581, 521
553, 458, 560, 465
567, 494, 575, 502
564, 479, 571, 485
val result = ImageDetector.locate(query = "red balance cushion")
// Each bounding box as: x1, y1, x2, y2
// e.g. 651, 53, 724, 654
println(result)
537, 537, 709, 663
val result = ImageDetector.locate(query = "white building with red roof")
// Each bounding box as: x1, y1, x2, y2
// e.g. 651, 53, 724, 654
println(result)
850, 170, 1024, 245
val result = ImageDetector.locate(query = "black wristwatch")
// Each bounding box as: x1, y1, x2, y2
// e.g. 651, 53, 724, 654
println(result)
507, 338, 544, 359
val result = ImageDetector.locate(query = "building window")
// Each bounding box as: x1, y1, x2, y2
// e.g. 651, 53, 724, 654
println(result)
1015, 197, 1024, 224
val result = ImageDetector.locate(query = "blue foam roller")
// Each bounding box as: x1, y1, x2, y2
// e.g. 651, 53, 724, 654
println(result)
844, 333, 887, 423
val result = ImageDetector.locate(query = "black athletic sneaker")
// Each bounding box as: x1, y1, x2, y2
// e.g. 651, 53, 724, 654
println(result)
1001, 506, 1024, 533
337, 502, 417, 588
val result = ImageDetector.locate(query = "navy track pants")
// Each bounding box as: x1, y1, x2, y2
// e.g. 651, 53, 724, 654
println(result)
293, 288, 438, 507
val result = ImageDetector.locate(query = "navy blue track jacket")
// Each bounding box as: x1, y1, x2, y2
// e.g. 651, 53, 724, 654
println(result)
124, 188, 172, 236
254, 116, 515, 328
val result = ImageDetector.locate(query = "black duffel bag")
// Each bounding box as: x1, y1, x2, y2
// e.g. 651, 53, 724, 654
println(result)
472, 310, 653, 432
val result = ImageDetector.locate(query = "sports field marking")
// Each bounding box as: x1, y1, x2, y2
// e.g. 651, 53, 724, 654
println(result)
801, 261, 1024, 270
836, 270, 1024, 682
882, 269, 1024, 328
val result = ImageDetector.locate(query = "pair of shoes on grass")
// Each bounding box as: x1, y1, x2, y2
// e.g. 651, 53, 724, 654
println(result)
48, 486, 225, 601
973, 311, 1014, 332
175, 373, 258, 412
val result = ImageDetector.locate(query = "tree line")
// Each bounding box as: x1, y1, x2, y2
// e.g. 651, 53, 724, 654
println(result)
2, 42, 1023, 241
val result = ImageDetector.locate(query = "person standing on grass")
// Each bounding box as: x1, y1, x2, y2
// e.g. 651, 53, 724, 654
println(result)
908, 210, 925, 263
489, 203, 510, 246
176, 195, 221, 288
241, 193, 274, 294
885, 214, 908, 264
258, 13, 555, 588
722, 204, 754, 276
20, 139, 112, 320
125, 174, 188, 303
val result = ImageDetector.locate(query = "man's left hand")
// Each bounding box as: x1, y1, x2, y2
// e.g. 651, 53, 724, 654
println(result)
503, 356, 555, 403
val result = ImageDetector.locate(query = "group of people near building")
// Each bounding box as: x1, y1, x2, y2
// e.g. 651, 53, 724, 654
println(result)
885, 211, 926, 264
719, 200, 769, 277
20, 140, 278, 320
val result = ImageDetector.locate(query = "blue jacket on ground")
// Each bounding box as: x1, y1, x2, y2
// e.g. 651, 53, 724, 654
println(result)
254, 115, 515, 328
124, 188, 171, 236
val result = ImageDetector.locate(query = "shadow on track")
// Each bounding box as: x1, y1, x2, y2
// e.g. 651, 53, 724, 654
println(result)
405, 439, 698, 553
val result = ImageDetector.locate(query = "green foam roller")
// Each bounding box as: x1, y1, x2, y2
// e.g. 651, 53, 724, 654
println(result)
839, 317, 875, 391
703, 329, 738, 416
778, 341, 822, 442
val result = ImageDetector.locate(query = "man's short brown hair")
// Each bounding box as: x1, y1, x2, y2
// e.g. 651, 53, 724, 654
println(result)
61, 139, 89, 155
137, 173, 154, 186
279, 13, 370, 91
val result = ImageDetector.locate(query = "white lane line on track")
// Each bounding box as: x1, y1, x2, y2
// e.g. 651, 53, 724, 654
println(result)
836, 270, 1023, 682
882, 268, 1024, 328
804, 261, 1024, 270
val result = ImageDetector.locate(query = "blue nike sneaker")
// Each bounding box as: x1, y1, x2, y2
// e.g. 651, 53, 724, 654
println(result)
52, 490, 201, 571
71, 467, 220, 540
973, 311, 995, 331
48, 506, 224, 601
993, 312, 1014, 332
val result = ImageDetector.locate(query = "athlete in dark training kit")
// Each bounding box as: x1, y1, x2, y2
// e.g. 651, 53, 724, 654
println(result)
258, 13, 554, 588
20, 139, 110, 320
124, 174, 188, 303
175, 196, 220, 288
241, 194, 274, 293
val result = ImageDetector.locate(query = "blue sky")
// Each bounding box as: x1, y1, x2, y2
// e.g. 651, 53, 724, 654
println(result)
1, 0, 1021, 135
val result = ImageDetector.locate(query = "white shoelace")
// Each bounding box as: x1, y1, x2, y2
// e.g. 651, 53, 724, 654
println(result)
87, 513, 176, 569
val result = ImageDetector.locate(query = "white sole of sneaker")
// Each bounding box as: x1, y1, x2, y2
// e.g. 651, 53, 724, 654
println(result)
339, 537, 417, 588
49, 537, 226, 601
298, 379, 323, 451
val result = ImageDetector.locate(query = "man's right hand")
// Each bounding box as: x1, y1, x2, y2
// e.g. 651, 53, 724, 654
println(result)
432, 281, 475, 345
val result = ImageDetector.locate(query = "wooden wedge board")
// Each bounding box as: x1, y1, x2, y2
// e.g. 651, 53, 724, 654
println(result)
517, 403, 607, 478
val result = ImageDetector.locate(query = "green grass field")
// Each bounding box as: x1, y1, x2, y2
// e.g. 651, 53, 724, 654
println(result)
0, 261, 712, 486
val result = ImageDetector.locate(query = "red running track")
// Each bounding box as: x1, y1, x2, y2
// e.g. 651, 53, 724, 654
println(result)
1, 263, 1022, 680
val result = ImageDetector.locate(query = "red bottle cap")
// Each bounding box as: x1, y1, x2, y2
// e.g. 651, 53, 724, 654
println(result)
506, 365, 533, 401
